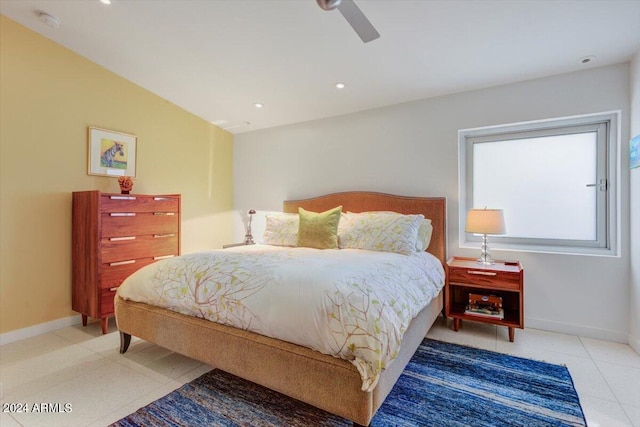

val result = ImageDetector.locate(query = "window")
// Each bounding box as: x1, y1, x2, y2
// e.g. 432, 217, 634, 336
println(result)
459, 112, 619, 256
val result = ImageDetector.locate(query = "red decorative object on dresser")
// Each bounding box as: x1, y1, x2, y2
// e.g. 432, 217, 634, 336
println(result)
72, 190, 180, 333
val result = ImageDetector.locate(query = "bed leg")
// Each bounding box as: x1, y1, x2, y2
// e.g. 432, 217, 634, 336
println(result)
119, 331, 132, 353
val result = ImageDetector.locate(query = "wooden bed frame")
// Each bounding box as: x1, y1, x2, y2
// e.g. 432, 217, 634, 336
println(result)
115, 191, 446, 426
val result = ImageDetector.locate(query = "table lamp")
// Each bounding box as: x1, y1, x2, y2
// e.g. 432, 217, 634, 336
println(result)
244, 209, 256, 245
466, 208, 506, 265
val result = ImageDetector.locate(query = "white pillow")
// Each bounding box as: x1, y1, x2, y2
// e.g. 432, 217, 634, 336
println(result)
338, 211, 423, 255
416, 219, 433, 252
262, 213, 299, 247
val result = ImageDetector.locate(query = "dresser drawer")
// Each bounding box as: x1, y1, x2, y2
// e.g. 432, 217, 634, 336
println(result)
102, 213, 179, 238
448, 268, 521, 290
100, 257, 157, 289
100, 194, 179, 214
101, 235, 179, 263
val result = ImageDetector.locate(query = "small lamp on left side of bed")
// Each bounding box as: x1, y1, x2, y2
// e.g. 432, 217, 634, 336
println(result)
466, 208, 506, 265
244, 209, 256, 245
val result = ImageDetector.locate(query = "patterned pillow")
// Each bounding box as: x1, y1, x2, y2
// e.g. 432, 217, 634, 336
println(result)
338, 212, 424, 255
297, 206, 342, 250
262, 213, 299, 247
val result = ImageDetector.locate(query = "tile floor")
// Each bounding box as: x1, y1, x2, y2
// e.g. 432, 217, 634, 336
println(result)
1, 316, 638, 426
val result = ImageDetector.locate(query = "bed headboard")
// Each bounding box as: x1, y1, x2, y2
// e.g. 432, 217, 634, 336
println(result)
283, 191, 447, 264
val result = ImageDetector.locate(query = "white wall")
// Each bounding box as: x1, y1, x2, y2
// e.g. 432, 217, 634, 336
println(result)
234, 64, 631, 343
630, 50, 640, 353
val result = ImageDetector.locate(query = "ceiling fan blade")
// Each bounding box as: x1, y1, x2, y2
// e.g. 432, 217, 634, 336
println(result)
336, 0, 380, 43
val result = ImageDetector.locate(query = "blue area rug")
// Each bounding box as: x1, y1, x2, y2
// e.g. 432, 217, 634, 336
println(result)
111, 339, 586, 426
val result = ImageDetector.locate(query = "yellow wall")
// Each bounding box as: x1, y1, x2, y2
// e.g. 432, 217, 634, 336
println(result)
0, 16, 234, 334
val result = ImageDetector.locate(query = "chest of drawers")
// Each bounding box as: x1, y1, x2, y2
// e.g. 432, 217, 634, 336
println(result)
72, 190, 180, 333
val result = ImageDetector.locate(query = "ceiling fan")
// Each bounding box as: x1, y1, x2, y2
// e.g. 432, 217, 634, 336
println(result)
316, 0, 380, 43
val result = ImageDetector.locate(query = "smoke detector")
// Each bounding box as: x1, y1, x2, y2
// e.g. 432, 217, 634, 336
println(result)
38, 12, 61, 28
579, 55, 596, 65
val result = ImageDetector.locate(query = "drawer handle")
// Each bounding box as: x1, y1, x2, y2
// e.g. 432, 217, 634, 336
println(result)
109, 260, 136, 266
110, 213, 136, 217
154, 255, 175, 260
154, 233, 175, 238
109, 287, 118, 292
154, 212, 175, 216
110, 196, 136, 200
467, 270, 497, 276
109, 236, 136, 241
154, 197, 172, 201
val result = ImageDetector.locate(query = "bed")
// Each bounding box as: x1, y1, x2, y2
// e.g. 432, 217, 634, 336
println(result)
114, 191, 446, 426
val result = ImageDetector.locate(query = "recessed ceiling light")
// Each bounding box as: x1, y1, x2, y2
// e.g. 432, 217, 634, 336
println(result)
335, 82, 346, 89
579, 55, 596, 65
100, 0, 112, 4
254, 102, 264, 108
37, 12, 60, 28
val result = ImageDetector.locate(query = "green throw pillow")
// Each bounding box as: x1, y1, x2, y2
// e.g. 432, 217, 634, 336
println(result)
297, 206, 342, 249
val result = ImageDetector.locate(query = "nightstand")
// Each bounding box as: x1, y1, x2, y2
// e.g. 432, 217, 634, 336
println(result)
445, 256, 524, 342
222, 243, 248, 249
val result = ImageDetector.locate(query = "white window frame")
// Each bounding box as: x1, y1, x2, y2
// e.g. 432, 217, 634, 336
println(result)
459, 111, 620, 257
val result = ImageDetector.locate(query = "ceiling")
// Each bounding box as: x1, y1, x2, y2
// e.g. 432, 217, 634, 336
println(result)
1, 0, 639, 134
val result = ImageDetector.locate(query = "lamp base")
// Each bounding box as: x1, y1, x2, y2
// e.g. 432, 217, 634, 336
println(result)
244, 212, 255, 245
476, 234, 495, 265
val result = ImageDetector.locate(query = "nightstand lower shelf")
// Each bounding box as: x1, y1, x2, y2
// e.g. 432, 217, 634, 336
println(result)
448, 304, 521, 342
449, 303, 521, 325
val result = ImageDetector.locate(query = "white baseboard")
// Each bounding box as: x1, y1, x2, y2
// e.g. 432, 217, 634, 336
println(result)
0, 315, 83, 346
629, 333, 640, 355
526, 316, 628, 344
1, 313, 635, 353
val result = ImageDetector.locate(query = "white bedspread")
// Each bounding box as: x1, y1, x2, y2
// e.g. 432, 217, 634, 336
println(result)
117, 245, 444, 391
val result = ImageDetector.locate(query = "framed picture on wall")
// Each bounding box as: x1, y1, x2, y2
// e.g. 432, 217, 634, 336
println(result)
88, 127, 137, 177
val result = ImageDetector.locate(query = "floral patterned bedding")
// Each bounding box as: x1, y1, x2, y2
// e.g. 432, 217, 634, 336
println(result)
117, 244, 445, 391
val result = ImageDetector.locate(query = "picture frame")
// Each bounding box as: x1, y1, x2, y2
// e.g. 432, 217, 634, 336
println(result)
88, 126, 137, 177
631, 134, 640, 170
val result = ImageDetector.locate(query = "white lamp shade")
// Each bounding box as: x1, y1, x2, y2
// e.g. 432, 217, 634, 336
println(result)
466, 209, 506, 235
